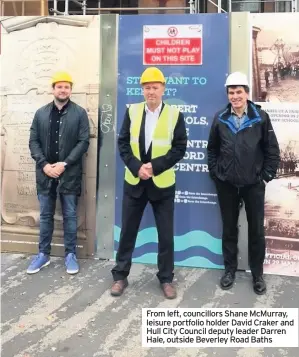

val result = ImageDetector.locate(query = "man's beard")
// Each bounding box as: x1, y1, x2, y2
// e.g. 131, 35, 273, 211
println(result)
55, 96, 70, 103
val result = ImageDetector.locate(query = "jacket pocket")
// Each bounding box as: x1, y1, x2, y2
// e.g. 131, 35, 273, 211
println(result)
59, 175, 82, 194
36, 167, 50, 189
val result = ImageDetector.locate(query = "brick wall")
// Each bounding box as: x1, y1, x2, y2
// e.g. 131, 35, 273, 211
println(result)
207, 1, 217, 13
0, 0, 48, 16
263, 1, 275, 12
138, 0, 187, 14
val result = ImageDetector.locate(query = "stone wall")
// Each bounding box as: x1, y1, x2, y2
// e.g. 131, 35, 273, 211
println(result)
0, 16, 100, 257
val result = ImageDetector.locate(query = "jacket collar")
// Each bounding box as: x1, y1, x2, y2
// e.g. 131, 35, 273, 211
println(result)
221, 100, 261, 120
231, 105, 248, 116
143, 101, 165, 115
51, 99, 71, 113
145, 101, 163, 115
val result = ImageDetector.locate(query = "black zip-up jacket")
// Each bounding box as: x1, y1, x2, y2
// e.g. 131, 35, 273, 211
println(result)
207, 100, 280, 187
29, 100, 90, 195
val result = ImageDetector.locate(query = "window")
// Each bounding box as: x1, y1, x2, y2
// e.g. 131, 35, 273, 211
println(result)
275, 0, 292, 12
231, 0, 261, 13
221, 0, 228, 11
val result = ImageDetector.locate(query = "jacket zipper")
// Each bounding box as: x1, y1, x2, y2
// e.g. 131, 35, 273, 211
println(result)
233, 131, 237, 186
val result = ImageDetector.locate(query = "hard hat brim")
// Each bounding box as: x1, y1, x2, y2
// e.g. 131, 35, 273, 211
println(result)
141, 81, 165, 85
52, 80, 73, 85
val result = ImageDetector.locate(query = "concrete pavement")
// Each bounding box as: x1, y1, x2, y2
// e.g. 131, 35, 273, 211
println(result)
1, 253, 299, 357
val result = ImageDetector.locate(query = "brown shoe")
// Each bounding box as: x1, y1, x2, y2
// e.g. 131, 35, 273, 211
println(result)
111, 279, 128, 296
160, 283, 177, 299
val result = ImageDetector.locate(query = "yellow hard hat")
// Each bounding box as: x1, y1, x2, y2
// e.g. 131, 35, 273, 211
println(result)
140, 67, 165, 85
51, 71, 73, 85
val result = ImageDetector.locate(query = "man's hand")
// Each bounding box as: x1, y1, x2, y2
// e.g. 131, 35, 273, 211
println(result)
43, 163, 59, 178
51, 162, 66, 176
144, 163, 153, 177
43, 163, 65, 178
138, 164, 152, 180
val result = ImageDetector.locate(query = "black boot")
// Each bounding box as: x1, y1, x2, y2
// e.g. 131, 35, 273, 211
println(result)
253, 276, 267, 295
220, 271, 235, 290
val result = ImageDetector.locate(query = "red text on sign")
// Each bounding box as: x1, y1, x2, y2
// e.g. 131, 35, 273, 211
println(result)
144, 38, 202, 65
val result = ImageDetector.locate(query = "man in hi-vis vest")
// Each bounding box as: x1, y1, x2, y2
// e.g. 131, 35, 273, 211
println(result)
111, 67, 187, 299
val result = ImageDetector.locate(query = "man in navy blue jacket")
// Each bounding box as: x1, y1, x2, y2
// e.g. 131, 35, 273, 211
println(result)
207, 72, 280, 295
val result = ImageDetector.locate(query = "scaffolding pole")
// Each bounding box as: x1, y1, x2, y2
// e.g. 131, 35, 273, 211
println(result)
292, 0, 298, 11
64, 0, 69, 15
52, 0, 84, 15
207, 0, 227, 12
80, 7, 191, 12
70, 0, 83, 7
50, 0, 297, 16
53, 0, 58, 16
189, 0, 196, 13
230, 0, 293, 3
51, 8, 65, 15
228, 0, 295, 12
50, 0, 199, 16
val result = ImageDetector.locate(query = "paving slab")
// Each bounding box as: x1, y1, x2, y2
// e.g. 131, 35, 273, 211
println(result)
1, 253, 299, 357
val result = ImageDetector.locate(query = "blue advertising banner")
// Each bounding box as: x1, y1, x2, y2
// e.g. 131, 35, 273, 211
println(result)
115, 14, 229, 269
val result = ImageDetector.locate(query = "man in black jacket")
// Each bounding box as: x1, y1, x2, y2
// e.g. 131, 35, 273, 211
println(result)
207, 72, 280, 295
111, 67, 187, 299
27, 72, 90, 275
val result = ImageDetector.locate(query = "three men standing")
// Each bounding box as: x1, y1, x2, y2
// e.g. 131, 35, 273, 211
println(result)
111, 67, 187, 299
27, 68, 279, 297
207, 72, 280, 295
27, 72, 90, 275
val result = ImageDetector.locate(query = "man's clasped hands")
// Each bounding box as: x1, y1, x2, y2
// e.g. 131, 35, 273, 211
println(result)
43, 162, 66, 178
138, 163, 153, 180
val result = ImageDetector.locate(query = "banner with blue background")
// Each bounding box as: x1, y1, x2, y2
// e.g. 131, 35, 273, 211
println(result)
115, 14, 229, 269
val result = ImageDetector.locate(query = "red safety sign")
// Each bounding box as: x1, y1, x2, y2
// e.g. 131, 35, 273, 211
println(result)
143, 25, 203, 66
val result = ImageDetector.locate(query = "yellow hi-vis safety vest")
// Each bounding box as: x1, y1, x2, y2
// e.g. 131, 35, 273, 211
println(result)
125, 101, 180, 188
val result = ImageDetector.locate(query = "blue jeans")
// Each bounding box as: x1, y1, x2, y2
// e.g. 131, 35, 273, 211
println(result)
38, 192, 78, 256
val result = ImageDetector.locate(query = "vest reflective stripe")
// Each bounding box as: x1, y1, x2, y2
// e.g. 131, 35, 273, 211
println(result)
125, 102, 180, 188
152, 139, 171, 147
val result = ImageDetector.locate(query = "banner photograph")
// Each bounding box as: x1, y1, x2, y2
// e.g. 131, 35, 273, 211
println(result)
115, 14, 229, 269
251, 13, 299, 277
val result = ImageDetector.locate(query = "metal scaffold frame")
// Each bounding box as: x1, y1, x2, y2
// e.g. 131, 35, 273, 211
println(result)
208, 0, 228, 13
49, 0, 298, 16
0, 0, 297, 16
50, 0, 200, 16
232, 0, 297, 12
208, 0, 297, 13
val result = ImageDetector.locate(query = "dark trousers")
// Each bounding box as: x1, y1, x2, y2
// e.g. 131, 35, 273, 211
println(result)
111, 191, 175, 283
38, 191, 78, 256
215, 179, 266, 278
